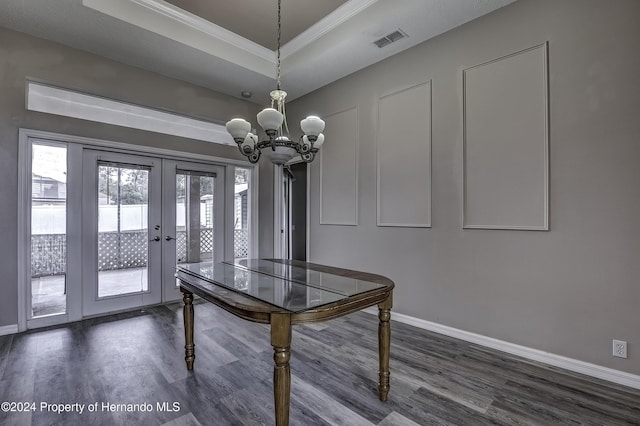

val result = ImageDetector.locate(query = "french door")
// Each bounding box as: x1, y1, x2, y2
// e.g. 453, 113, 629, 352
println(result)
82, 151, 161, 315
20, 131, 255, 331
161, 160, 225, 302
82, 150, 224, 316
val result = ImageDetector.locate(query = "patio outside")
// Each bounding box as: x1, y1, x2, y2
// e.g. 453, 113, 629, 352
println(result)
31, 268, 148, 317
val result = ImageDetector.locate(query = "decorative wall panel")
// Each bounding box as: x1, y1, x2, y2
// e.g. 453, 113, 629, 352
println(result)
377, 81, 432, 227
463, 43, 549, 230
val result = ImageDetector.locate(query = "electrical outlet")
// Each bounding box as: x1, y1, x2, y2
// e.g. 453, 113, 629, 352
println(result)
613, 340, 627, 358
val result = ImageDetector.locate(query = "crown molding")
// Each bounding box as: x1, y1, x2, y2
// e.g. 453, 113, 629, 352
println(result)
281, 0, 379, 58
83, 0, 276, 77
128, 0, 379, 61
84, 0, 378, 73
128, 0, 274, 62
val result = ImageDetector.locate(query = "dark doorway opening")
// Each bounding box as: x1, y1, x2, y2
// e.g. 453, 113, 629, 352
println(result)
284, 162, 307, 261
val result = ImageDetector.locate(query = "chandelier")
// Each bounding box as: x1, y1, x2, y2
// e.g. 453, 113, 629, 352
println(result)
225, 0, 325, 165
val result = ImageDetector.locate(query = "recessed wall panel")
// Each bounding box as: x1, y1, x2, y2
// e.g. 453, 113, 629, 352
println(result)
463, 43, 549, 230
377, 82, 432, 227
320, 107, 358, 225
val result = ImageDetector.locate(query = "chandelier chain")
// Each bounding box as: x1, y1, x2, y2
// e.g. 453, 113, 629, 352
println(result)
276, 0, 282, 91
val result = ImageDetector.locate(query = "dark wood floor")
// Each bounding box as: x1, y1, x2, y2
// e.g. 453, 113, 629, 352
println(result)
1, 301, 638, 426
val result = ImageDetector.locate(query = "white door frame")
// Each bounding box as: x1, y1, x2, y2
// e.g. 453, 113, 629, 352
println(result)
273, 164, 285, 259
17, 140, 85, 330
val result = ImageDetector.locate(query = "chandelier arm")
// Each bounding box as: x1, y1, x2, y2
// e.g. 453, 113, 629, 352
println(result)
256, 139, 273, 150
236, 141, 254, 156
248, 150, 261, 163
298, 135, 312, 154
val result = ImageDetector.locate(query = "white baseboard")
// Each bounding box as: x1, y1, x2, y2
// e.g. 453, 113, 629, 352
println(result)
0, 324, 18, 336
363, 308, 640, 390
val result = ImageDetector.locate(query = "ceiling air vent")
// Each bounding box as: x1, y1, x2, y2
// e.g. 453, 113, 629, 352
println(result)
373, 29, 408, 48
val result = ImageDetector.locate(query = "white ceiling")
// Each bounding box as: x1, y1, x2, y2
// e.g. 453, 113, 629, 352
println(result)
0, 0, 517, 104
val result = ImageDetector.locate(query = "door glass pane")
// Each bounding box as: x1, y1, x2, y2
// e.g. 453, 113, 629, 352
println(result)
98, 163, 149, 297
234, 167, 250, 260
176, 171, 216, 268
31, 143, 67, 317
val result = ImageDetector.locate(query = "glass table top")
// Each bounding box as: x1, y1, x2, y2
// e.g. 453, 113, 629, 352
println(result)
176, 259, 386, 313
234, 259, 385, 296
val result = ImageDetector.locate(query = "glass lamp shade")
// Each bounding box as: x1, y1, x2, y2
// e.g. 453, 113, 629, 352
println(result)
300, 116, 325, 136
226, 118, 251, 140
264, 145, 296, 165
240, 133, 257, 154
257, 108, 284, 132
303, 133, 324, 149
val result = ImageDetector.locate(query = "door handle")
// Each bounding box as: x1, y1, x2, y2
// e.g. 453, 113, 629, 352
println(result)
150, 236, 161, 242
165, 236, 176, 241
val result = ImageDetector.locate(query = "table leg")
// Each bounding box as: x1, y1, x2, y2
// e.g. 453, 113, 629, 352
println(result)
181, 288, 195, 370
271, 313, 292, 426
378, 292, 392, 401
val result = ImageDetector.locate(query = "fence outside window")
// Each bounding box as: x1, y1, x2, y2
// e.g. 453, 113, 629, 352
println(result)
31, 229, 249, 277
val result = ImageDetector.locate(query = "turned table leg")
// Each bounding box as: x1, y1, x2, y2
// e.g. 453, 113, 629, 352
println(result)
181, 288, 195, 370
378, 292, 392, 401
271, 313, 292, 426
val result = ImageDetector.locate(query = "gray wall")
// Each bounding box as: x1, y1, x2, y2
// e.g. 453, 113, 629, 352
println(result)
258, 161, 274, 258
0, 27, 267, 327
289, 0, 640, 374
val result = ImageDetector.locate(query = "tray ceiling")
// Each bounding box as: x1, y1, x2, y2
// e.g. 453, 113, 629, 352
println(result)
0, 0, 518, 104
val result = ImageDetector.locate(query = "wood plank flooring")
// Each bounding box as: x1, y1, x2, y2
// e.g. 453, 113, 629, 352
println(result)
0, 301, 638, 425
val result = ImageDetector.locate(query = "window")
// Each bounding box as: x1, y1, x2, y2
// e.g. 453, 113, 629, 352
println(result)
234, 167, 251, 260
31, 142, 67, 317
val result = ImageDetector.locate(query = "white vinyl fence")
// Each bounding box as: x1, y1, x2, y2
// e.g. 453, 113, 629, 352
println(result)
31, 204, 248, 276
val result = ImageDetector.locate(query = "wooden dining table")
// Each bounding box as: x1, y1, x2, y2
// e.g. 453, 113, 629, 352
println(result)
175, 258, 395, 426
